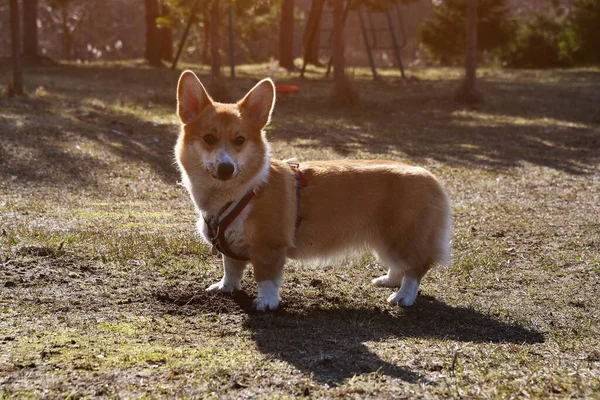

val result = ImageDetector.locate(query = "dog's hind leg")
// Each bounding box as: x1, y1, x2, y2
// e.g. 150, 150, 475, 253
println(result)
371, 245, 410, 288
371, 262, 405, 288
206, 256, 247, 293
387, 269, 425, 307
372, 245, 427, 307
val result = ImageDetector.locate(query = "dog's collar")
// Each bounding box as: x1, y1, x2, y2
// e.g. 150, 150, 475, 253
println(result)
204, 189, 256, 261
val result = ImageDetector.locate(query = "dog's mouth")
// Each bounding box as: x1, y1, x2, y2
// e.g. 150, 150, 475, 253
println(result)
208, 169, 239, 182
213, 175, 233, 181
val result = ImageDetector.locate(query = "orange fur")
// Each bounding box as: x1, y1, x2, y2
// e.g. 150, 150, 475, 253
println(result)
175, 70, 452, 311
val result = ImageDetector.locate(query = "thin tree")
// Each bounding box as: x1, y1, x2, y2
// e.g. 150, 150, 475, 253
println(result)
455, 0, 483, 104
303, 0, 324, 66
9, 0, 24, 95
331, 0, 357, 105
209, 0, 229, 101
145, 0, 162, 66
279, 0, 295, 70
23, 0, 39, 60
202, 3, 210, 64
170, 0, 201, 70
49, 0, 88, 61
159, 1, 173, 62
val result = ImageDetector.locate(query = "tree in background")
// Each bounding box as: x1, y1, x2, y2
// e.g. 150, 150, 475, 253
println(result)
279, 0, 295, 70
209, 0, 229, 101
159, 2, 174, 62
145, 0, 162, 66
49, 0, 89, 61
455, 0, 483, 104
202, 3, 211, 64
164, 0, 280, 68
357, 0, 417, 11
568, 0, 600, 65
331, 0, 358, 105
420, 0, 511, 65
303, 0, 324, 66
23, 0, 39, 60
210, 0, 221, 80
502, 12, 566, 68
9, 0, 24, 95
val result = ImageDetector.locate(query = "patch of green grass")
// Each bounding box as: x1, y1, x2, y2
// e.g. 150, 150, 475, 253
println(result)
75, 210, 173, 221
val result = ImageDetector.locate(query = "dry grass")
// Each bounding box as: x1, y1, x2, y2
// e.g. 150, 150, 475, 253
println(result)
1, 61, 599, 398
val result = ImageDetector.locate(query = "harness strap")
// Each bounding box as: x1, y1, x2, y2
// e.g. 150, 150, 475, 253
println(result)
205, 190, 255, 261
289, 163, 308, 229
206, 164, 307, 261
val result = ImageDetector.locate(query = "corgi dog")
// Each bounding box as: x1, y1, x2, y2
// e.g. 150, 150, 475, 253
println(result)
175, 70, 452, 311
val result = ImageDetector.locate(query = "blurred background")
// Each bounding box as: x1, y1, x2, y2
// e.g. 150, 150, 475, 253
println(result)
1, 0, 598, 70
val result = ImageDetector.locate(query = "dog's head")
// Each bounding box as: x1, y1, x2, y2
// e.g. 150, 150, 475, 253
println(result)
175, 71, 275, 186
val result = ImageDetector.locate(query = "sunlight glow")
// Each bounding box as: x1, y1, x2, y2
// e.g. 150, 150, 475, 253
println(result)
452, 111, 592, 130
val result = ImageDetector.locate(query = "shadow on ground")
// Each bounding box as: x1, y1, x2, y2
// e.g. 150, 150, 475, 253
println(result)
0, 64, 182, 191
1, 65, 599, 193
271, 73, 600, 175
154, 287, 544, 385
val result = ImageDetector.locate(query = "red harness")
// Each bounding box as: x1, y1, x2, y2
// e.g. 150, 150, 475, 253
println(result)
204, 190, 256, 261
205, 165, 307, 261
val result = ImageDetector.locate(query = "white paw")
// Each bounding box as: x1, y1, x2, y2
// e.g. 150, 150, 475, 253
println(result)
387, 276, 420, 307
253, 296, 280, 311
387, 291, 417, 307
206, 279, 238, 294
372, 275, 401, 288
253, 280, 281, 311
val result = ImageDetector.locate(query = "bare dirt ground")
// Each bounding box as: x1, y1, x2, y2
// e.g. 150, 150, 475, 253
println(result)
1, 62, 599, 398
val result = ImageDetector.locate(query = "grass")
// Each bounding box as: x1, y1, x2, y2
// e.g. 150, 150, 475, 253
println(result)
1, 60, 599, 398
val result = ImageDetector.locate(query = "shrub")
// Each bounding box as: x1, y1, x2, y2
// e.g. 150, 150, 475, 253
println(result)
419, 0, 513, 66
567, 0, 600, 65
501, 0, 600, 68
501, 13, 567, 68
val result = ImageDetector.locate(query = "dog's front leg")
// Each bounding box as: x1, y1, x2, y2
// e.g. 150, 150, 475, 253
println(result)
206, 256, 247, 293
251, 247, 286, 311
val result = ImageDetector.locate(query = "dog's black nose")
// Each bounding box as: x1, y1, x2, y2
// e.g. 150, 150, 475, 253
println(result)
217, 162, 235, 180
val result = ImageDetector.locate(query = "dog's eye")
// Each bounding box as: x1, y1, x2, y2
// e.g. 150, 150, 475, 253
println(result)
203, 134, 218, 145
233, 136, 246, 147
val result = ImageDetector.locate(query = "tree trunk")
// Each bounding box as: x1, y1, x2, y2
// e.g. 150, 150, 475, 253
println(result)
10, 0, 23, 95
303, 0, 324, 66
210, 0, 221, 81
65, 34, 73, 62
145, 0, 162, 66
60, 6, 72, 61
170, 0, 200, 70
202, 5, 210, 65
331, 0, 357, 105
455, 0, 483, 104
23, 0, 39, 59
279, 0, 295, 70
209, 0, 228, 101
160, 2, 173, 62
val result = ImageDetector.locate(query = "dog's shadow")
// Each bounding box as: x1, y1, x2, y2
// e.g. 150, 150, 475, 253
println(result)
156, 288, 543, 386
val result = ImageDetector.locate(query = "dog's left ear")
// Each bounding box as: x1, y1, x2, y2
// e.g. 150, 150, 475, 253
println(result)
238, 78, 275, 129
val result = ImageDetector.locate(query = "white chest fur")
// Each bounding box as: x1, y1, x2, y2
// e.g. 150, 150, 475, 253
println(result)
196, 204, 252, 258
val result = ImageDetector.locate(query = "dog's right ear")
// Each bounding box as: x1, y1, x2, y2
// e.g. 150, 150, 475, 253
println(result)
177, 70, 213, 124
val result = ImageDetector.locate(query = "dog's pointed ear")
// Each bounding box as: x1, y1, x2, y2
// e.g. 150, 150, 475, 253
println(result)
177, 70, 213, 124
238, 78, 275, 129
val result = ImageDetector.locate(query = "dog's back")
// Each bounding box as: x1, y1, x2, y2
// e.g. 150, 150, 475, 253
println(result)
288, 160, 452, 276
